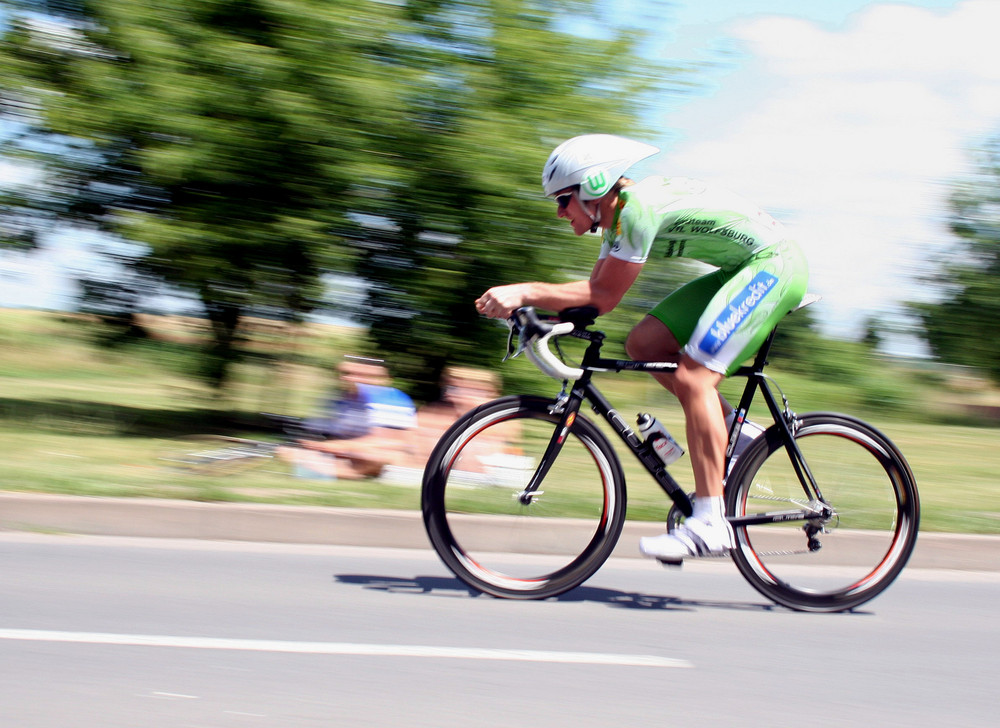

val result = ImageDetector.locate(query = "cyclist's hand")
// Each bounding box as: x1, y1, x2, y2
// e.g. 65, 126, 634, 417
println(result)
476, 284, 531, 319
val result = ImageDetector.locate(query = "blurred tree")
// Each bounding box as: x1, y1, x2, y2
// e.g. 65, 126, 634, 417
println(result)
765, 300, 822, 371
0, 0, 409, 384
1, 0, 686, 395
861, 316, 883, 351
348, 0, 685, 399
910, 137, 1000, 383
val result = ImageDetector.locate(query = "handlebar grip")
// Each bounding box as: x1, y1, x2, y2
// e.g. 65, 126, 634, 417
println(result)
527, 322, 583, 381
512, 307, 583, 381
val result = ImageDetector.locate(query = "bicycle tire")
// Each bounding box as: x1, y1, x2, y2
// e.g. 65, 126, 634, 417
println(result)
422, 395, 627, 599
726, 412, 919, 612
158, 435, 279, 476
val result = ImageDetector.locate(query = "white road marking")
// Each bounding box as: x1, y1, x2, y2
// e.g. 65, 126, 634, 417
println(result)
150, 692, 199, 700
0, 628, 691, 668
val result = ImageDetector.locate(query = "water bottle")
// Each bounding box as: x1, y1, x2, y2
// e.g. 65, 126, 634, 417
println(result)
636, 413, 685, 466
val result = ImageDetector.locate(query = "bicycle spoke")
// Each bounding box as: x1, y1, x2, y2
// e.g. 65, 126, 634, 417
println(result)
423, 396, 626, 599
727, 414, 918, 612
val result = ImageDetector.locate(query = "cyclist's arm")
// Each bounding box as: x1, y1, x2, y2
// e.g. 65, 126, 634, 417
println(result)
476, 256, 643, 318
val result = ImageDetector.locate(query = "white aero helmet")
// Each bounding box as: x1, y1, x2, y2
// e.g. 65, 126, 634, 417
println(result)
542, 134, 660, 201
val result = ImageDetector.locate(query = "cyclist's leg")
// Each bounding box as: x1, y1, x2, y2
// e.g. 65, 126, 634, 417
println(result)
680, 240, 808, 489
628, 272, 734, 560
639, 242, 808, 561
627, 271, 732, 508
626, 269, 731, 413
638, 355, 734, 560
672, 356, 726, 497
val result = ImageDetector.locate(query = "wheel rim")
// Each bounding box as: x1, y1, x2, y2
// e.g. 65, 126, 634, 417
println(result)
431, 405, 622, 594
732, 420, 917, 609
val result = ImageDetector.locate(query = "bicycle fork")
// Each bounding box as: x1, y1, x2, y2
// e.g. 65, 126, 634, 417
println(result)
512, 386, 587, 506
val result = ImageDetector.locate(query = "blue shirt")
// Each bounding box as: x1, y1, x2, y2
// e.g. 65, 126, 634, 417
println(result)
306, 384, 416, 439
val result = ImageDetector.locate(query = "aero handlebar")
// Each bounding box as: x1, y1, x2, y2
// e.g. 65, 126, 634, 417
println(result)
509, 307, 584, 382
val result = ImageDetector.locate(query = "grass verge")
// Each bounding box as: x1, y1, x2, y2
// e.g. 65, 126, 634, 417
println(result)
2, 309, 999, 535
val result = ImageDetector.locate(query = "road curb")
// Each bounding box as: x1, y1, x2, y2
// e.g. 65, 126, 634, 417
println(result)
2, 491, 998, 571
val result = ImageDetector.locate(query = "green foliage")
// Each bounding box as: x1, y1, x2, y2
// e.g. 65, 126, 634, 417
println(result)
346, 0, 677, 399
0, 0, 416, 383
765, 302, 823, 371
909, 137, 1000, 383
2, 309, 999, 532
0, 0, 682, 395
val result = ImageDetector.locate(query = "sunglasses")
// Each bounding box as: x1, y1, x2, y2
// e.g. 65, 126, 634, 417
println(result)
556, 193, 574, 210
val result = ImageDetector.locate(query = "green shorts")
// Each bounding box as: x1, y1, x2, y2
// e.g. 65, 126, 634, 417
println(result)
649, 239, 809, 376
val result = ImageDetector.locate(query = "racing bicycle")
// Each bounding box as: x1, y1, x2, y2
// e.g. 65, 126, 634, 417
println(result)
421, 302, 920, 612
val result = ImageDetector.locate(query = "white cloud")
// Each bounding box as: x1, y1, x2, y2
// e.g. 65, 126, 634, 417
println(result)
657, 0, 1000, 342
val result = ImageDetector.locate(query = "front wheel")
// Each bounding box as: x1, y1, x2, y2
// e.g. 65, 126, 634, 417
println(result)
726, 413, 919, 612
422, 395, 627, 599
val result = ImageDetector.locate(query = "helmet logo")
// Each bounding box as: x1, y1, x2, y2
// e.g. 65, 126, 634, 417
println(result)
583, 171, 608, 196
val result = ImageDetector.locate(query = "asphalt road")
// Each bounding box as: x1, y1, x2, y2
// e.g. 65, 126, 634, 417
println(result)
2, 532, 998, 728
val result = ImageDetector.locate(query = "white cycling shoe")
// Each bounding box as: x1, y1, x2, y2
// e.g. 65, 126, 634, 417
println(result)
639, 517, 735, 564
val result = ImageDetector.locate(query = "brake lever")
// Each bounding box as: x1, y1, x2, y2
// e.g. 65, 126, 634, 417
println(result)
502, 318, 528, 362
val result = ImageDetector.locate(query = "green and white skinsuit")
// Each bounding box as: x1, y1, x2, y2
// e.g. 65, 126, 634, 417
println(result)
601, 176, 809, 375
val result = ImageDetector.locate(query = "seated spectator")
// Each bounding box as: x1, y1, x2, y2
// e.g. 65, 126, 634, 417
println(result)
280, 359, 417, 480
415, 366, 501, 471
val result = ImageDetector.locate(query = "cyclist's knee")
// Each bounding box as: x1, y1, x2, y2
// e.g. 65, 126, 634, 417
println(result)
671, 356, 723, 401
626, 316, 680, 361
624, 334, 645, 361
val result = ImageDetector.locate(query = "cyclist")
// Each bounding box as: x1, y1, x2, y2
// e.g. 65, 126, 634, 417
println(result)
475, 134, 808, 562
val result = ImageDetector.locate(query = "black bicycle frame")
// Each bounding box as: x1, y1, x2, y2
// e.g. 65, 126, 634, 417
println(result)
524, 324, 828, 527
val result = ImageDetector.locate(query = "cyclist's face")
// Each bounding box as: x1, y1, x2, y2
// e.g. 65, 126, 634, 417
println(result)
555, 189, 594, 236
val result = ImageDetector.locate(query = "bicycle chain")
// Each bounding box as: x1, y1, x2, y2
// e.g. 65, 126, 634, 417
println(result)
748, 493, 825, 515
742, 495, 827, 555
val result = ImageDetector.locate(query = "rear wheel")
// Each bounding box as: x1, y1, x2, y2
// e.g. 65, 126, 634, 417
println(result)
726, 413, 919, 612
422, 396, 627, 599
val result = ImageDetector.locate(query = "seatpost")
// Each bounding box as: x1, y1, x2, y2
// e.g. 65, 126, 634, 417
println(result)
727, 326, 778, 461
751, 327, 776, 370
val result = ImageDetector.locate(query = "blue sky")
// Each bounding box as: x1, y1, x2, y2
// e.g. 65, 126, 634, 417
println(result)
624, 0, 996, 350
666, 0, 958, 25
3, 0, 996, 353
